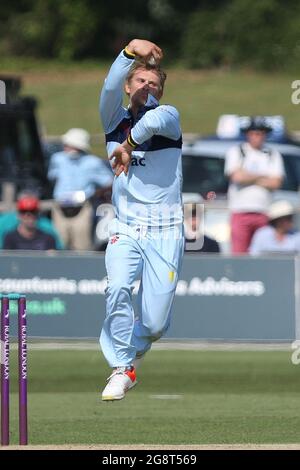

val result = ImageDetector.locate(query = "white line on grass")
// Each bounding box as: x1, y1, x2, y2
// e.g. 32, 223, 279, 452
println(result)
149, 394, 183, 399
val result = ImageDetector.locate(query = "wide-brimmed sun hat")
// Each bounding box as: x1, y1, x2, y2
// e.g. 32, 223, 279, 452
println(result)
267, 200, 295, 221
62, 128, 91, 152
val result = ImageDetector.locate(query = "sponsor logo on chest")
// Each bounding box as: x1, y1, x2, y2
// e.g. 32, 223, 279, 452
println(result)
131, 157, 146, 167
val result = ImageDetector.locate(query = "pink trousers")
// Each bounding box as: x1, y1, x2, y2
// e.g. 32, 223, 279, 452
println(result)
230, 212, 268, 254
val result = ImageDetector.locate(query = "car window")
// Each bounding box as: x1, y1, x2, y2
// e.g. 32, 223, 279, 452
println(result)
182, 150, 300, 196
281, 153, 300, 191
182, 155, 228, 197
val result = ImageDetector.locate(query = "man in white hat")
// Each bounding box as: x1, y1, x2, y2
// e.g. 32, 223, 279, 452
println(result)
48, 128, 113, 250
249, 200, 300, 254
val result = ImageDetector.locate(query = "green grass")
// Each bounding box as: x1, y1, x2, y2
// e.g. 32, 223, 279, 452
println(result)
6, 349, 300, 445
1, 58, 299, 156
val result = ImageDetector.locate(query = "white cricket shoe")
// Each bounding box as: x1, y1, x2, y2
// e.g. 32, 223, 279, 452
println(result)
102, 367, 137, 401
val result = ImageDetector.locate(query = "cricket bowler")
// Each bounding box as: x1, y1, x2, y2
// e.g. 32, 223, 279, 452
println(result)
99, 38, 184, 401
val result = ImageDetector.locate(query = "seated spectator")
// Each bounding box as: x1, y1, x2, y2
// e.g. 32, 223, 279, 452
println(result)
0, 207, 63, 250
47, 128, 113, 250
249, 200, 300, 255
2, 195, 61, 250
184, 203, 220, 253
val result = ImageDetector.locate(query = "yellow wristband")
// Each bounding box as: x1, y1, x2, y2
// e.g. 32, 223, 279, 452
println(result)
124, 46, 136, 59
127, 133, 137, 148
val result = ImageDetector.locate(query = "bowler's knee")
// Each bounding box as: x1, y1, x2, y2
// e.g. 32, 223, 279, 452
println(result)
146, 321, 168, 341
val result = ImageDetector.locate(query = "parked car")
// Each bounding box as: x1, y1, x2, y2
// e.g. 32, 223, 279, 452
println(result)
182, 115, 300, 252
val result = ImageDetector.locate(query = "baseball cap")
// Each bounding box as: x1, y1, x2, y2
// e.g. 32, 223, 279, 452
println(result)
17, 195, 40, 212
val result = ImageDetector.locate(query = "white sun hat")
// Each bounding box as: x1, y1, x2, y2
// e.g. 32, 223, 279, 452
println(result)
62, 128, 91, 152
267, 200, 295, 221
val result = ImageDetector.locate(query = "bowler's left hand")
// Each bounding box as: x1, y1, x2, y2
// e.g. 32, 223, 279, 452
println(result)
109, 142, 132, 176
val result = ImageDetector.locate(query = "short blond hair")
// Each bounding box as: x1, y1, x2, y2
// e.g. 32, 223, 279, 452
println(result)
126, 59, 167, 94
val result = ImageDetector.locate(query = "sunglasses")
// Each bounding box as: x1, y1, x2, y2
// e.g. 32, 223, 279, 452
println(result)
19, 210, 39, 216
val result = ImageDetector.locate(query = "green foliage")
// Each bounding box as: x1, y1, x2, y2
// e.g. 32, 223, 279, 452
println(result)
1, 0, 98, 59
1, 0, 300, 71
181, 0, 300, 71
181, 9, 227, 68
222, 0, 299, 70
55, 0, 98, 60
3, 0, 60, 57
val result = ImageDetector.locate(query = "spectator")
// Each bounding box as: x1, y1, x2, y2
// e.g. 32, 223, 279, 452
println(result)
47, 128, 113, 250
184, 203, 220, 253
249, 200, 300, 254
224, 117, 285, 254
3, 195, 59, 250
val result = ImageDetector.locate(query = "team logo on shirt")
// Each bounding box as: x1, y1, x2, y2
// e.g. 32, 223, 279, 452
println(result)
110, 235, 120, 244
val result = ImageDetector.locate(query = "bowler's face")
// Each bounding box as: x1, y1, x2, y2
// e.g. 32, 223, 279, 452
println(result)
125, 69, 162, 107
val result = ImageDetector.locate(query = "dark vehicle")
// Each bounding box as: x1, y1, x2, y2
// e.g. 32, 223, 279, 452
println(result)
0, 76, 52, 201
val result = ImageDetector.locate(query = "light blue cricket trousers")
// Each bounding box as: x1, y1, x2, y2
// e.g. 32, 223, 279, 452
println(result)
100, 223, 184, 367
